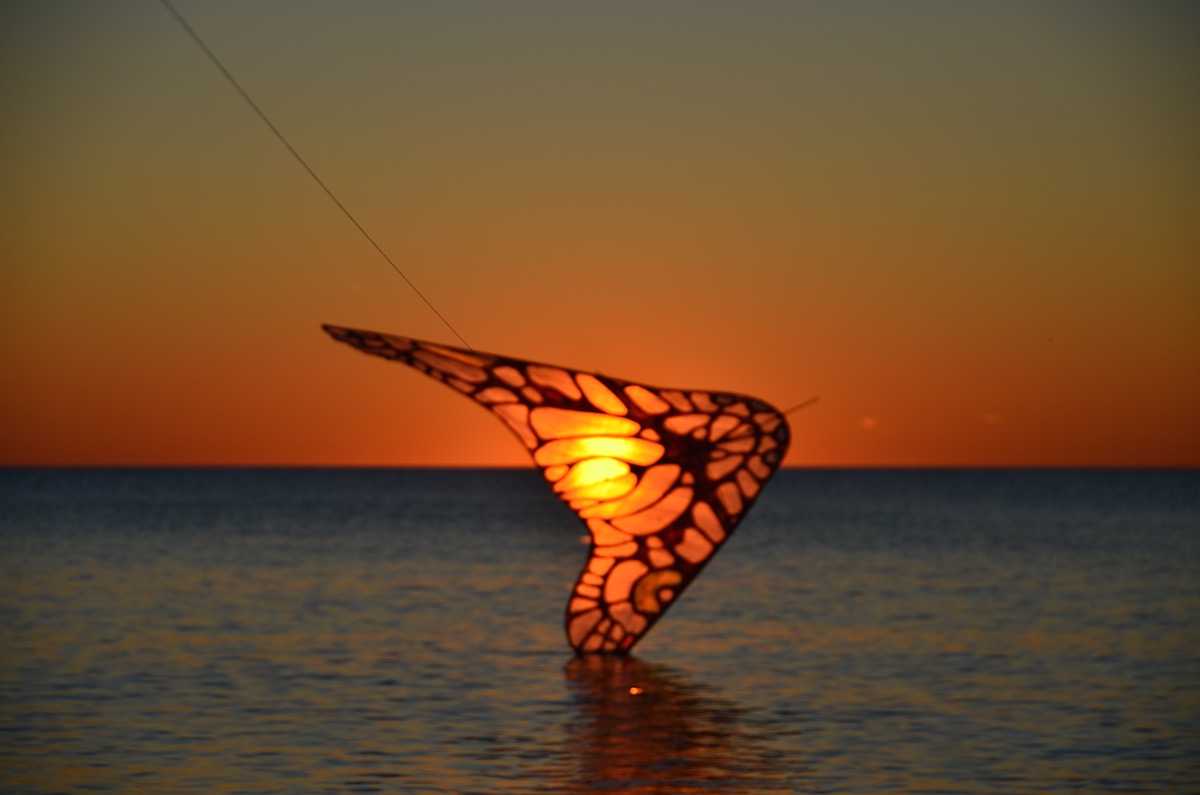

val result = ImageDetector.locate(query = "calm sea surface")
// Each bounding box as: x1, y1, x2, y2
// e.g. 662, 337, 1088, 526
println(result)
1, 468, 1197, 793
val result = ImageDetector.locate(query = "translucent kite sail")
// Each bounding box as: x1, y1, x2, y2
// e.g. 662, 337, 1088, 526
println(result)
324, 325, 790, 653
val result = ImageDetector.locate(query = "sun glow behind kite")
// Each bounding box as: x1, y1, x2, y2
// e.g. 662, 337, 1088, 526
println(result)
324, 324, 790, 654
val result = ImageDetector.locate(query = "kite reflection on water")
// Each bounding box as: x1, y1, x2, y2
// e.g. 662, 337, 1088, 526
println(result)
562, 656, 792, 794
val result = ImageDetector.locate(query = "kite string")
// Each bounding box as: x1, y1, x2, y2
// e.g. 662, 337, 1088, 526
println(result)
783, 396, 819, 415
157, 0, 474, 353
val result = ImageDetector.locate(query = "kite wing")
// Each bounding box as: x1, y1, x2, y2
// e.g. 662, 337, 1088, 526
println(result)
323, 324, 789, 653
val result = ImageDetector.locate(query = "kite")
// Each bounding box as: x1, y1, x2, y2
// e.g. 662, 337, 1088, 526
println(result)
324, 325, 790, 653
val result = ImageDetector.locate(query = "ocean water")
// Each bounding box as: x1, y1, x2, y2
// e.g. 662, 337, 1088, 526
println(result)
1, 468, 1197, 794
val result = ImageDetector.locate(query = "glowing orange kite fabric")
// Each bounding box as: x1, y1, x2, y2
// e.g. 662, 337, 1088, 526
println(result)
324, 325, 790, 654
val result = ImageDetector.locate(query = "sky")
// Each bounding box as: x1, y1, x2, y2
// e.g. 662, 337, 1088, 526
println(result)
1, 1, 1197, 467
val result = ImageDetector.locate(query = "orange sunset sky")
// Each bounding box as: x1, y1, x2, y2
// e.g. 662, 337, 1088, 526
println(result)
2, 2, 1197, 467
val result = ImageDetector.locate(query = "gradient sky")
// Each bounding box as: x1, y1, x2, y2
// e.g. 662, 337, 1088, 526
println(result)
2, 1, 1197, 467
